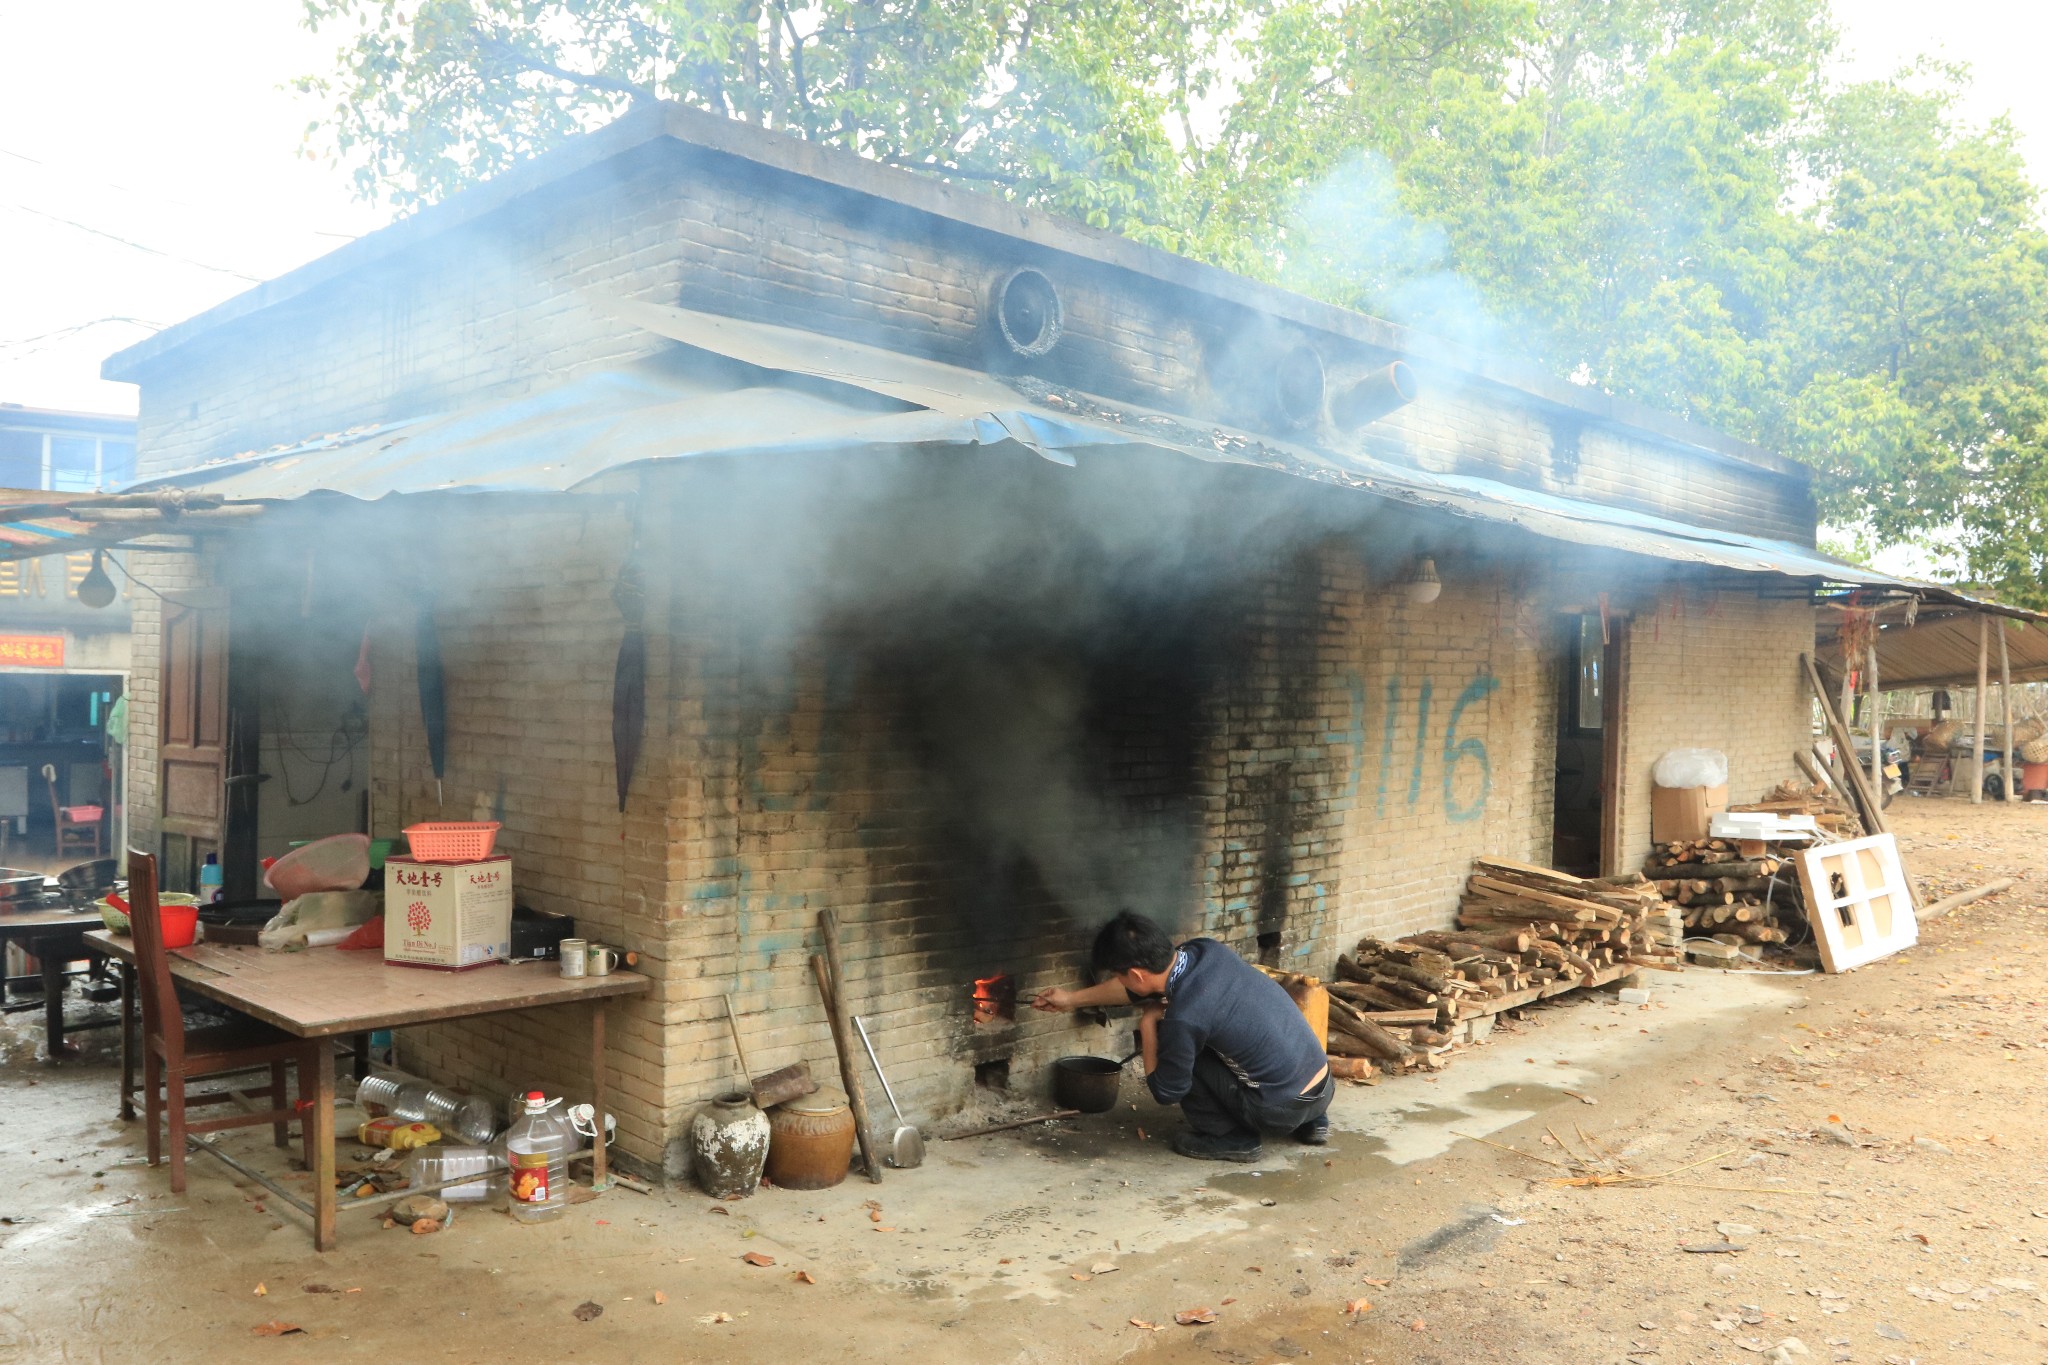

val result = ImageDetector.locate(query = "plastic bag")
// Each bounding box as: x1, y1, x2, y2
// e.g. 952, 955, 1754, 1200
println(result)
1652, 747, 1727, 789
258, 890, 382, 951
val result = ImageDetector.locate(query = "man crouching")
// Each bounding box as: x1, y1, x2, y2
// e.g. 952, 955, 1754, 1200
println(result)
1033, 910, 1332, 1162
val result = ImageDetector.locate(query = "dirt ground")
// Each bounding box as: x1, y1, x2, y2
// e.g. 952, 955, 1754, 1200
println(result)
1, 795, 2044, 1364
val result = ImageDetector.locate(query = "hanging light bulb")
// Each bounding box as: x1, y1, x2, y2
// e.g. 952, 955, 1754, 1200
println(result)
76, 549, 117, 609
1403, 554, 1442, 605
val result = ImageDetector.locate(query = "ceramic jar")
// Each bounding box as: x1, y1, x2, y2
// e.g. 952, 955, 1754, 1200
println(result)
688, 1092, 771, 1198
764, 1086, 856, 1190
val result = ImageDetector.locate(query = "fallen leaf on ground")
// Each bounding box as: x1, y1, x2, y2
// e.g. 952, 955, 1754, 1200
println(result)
1070, 1273, 1092, 1282
1409, 1319, 1427, 1332
793, 1270, 816, 1285
741, 1252, 776, 1267
1363, 1277, 1390, 1286
707, 1205, 730, 1216
653, 1291, 668, 1305
1130, 1320, 1167, 1332
697, 1311, 734, 1325
875, 1226, 898, 1232
1137, 1127, 1148, 1139
573, 1301, 604, 1322
253, 1283, 267, 1296
1345, 1299, 1373, 1315
1090, 1262, 1119, 1275
1175, 1308, 1218, 1326
251, 1322, 303, 1337
1220, 1297, 1237, 1306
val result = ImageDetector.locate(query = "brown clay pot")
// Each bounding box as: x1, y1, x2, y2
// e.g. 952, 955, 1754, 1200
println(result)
765, 1086, 856, 1190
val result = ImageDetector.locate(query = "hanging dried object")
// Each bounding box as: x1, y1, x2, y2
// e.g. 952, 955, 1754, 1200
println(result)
611, 553, 647, 815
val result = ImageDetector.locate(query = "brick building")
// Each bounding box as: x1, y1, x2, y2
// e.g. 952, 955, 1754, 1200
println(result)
96, 105, 1878, 1176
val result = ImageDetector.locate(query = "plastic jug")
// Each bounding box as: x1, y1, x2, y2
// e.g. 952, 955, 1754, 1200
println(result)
199, 853, 223, 904
502, 1092, 575, 1223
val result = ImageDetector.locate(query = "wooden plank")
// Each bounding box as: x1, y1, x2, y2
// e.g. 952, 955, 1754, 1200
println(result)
1455, 962, 1631, 1019
1468, 876, 1615, 920
84, 931, 647, 1037
1472, 856, 1586, 887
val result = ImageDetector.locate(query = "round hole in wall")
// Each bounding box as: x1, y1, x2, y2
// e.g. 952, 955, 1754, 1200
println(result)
990, 268, 1064, 359
1270, 342, 1325, 429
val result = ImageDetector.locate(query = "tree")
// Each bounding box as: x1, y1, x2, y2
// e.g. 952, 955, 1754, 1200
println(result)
300, 0, 2048, 603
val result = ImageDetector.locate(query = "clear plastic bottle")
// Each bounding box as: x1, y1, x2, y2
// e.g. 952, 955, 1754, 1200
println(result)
502, 1092, 574, 1223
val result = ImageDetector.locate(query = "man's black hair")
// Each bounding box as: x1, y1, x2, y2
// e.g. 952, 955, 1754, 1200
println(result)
1091, 910, 1174, 977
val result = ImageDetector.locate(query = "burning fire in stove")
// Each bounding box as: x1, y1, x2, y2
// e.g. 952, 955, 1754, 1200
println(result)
972, 974, 1016, 1025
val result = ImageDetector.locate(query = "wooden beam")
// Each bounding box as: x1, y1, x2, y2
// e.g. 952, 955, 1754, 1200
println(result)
2000, 622, 2014, 801
1867, 636, 1882, 798
1974, 613, 1990, 804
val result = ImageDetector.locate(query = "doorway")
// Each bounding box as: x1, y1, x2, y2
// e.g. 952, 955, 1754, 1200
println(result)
0, 671, 125, 870
1551, 611, 1627, 875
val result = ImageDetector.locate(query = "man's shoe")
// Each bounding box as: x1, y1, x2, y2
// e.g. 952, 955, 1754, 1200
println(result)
1292, 1117, 1330, 1146
1171, 1129, 1262, 1162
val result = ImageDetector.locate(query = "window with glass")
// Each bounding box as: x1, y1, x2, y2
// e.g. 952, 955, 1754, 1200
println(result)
0, 428, 136, 491
0, 431, 40, 489
1573, 613, 1604, 733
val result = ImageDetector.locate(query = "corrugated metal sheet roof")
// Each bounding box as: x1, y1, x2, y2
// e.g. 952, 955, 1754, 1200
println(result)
1820, 609, 2048, 692
121, 300, 1983, 602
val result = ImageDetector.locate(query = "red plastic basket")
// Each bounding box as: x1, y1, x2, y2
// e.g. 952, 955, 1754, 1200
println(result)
402, 821, 501, 863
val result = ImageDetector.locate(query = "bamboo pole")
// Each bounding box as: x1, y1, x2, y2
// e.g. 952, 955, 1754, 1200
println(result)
1974, 614, 1990, 804
1867, 637, 1882, 798
2000, 621, 2014, 802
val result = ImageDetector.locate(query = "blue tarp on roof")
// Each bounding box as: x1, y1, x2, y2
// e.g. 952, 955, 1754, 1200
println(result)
128, 299, 1904, 593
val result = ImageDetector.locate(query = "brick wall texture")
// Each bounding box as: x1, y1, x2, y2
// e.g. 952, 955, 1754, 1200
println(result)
108, 130, 1822, 1175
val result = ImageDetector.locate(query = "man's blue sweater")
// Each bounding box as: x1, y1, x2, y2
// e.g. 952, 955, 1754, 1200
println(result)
1147, 938, 1327, 1107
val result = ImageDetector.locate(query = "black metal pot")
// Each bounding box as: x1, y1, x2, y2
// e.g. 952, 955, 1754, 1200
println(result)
1052, 1053, 1137, 1114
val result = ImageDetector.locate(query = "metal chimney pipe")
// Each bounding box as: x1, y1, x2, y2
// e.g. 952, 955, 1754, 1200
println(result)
1331, 361, 1420, 430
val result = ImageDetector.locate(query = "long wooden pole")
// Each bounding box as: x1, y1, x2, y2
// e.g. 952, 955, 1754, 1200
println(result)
1801, 653, 1888, 838
2000, 621, 2014, 802
1974, 614, 1990, 804
1866, 637, 1882, 798
816, 909, 883, 1184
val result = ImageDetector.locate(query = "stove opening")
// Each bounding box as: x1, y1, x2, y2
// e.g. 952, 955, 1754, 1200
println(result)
972, 973, 1016, 1025
975, 1058, 1011, 1090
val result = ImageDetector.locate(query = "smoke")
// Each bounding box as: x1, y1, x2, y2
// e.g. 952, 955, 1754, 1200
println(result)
1278, 150, 1504, 362
649, 439, 1351, 943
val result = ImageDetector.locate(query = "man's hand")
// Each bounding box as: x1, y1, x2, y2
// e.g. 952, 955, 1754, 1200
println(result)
1031, 987, 1075, 1014
1137, 1000, 1165, 1030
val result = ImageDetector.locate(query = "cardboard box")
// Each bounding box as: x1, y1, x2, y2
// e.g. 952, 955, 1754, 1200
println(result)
385, 855, 512, 970
1651, 783, 1728, 844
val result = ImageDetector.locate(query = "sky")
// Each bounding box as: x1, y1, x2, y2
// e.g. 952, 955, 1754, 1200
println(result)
2, 1, 2046, 419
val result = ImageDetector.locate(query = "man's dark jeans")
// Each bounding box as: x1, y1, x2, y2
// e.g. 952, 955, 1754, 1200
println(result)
1179, 1050, 1333, 1144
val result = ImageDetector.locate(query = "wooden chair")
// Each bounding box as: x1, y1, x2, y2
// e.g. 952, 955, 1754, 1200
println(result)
46, 765, 102, 858
128, 849, 323, 1193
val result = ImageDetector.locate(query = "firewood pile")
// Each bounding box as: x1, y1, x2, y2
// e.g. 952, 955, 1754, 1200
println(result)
1454, 856, 1682, 966
1289, 857, 1683, 1084
1642, 781, 1842, 950
1734, 779, 1859, 836
1643, 840, 1800, 944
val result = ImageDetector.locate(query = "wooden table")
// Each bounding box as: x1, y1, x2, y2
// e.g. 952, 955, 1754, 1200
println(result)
85, 930, 648, 1249
1, 907, 115, 1057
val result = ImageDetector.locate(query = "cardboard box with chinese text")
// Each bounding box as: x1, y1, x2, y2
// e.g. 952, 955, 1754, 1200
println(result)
384, 855, 512, 970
